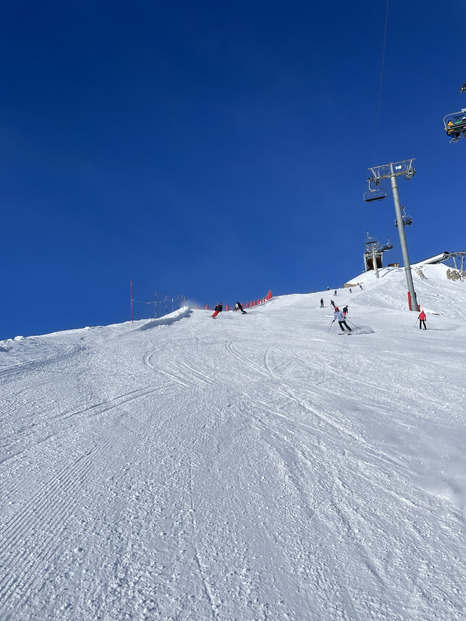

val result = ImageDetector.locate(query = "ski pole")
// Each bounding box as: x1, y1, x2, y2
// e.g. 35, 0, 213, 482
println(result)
328, 321, 334, 332
347, 319, 361, 329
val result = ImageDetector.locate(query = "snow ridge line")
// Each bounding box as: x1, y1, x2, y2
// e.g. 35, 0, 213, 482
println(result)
0, 440, 106, 616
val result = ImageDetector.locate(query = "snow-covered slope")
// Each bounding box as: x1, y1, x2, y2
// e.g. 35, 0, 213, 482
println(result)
1, 265, 465, 620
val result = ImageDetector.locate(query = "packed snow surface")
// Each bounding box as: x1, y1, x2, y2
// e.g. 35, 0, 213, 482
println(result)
1, 264, 465, 620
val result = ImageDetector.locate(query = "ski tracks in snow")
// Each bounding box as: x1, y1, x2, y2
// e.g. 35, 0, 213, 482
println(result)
0, 440, 108, 618
2, 303, 466, 620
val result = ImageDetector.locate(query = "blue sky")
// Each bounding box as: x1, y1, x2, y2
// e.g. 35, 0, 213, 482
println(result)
1, 0, 465, 339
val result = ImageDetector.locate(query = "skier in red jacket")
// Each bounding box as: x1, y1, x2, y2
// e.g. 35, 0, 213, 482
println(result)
418, 310, 427, 330
211, 303, 223, 319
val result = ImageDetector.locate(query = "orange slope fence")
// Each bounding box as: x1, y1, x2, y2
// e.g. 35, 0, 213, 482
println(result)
205, 291, 272, 312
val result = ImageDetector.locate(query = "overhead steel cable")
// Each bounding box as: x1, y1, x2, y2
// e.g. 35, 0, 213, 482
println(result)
373, 0, 390, 161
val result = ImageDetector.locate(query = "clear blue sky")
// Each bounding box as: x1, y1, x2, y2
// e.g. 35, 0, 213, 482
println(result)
1, 0, 465, 338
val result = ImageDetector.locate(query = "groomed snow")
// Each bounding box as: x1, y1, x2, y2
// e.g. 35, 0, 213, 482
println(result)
1, 264, 465, 620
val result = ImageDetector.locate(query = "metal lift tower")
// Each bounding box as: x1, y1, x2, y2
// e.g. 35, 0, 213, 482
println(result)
363, 233, 393, 277
365, 159, 419, 311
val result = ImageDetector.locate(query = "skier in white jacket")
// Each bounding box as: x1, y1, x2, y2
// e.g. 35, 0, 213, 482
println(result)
333, 308, 352, 333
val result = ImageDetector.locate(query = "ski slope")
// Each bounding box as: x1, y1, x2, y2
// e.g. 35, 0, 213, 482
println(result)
1, 264, 465, 620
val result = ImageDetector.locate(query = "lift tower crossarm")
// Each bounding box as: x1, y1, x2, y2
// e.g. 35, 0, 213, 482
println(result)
368, 159, 416, 184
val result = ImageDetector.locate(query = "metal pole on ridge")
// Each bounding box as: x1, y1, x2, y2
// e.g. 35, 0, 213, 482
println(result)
372, 244, 379, 279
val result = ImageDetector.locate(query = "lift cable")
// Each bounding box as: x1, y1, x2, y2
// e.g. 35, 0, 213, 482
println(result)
373, 0, 390, 161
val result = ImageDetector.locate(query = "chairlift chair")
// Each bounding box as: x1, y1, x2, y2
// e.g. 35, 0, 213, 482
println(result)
443, 109, 466, 142
365, 232, 379, 250
363, 179, 387, 203
381, 237, 394, 251
395, 217, 413, 227
395, 207, 413, 228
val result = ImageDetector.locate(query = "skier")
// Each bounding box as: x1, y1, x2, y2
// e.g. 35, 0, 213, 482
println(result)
211, 303, 223, 319
418, 309, 427, 330
330, 300, 335, 308
234, 301, 247, 314
320, 298, 324, 308
333, 308, 352, 333
342, 305, 348, 316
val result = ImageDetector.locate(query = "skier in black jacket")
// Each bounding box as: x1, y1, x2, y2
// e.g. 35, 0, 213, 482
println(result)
234, 301, 247, 314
